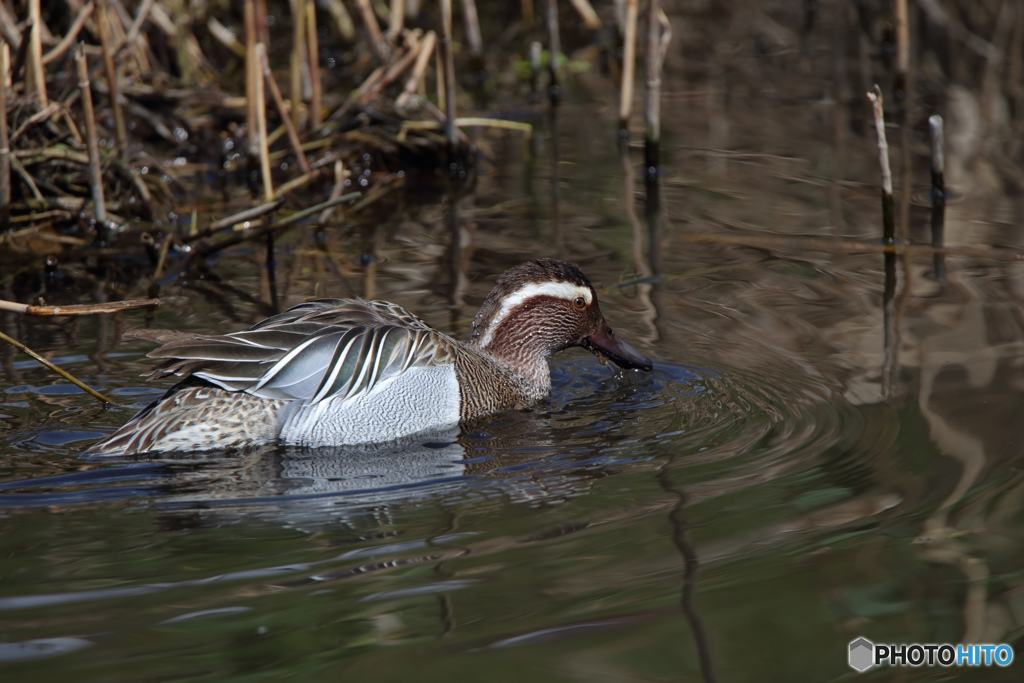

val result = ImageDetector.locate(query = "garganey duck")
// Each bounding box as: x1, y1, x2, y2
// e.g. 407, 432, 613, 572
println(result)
85, 259, 652, 455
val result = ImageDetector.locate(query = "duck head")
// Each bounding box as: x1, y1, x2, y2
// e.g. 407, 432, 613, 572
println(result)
470, 259, 653, 384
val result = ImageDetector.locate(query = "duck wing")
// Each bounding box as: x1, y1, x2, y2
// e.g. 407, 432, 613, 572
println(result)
131, 299, 457, 404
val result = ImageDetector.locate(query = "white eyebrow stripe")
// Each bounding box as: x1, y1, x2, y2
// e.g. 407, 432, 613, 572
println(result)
478, 281, 592, 348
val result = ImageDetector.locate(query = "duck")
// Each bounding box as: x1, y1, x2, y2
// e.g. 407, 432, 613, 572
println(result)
85, 259, 653, 456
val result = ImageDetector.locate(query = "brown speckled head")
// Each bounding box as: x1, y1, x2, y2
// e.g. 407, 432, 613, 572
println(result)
470, 259, 652, 385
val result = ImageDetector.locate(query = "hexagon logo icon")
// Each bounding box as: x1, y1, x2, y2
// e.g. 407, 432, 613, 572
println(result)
849, 637, 875, 672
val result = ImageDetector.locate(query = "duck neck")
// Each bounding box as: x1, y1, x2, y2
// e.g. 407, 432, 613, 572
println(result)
472, 329, 553, 395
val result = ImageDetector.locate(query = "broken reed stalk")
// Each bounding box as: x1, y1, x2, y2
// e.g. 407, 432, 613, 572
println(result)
254, 43, 274, 201
866, 85, 895, 245
0, 329, 118, 405
319, 159, 346, 224
619, 0, 638, 133
546, 0, 561, 105
389, 0, 405, 38
644, 1, 670, 173
462, 0, 483, 56
75, 43, 108, 226
929, 114, 946, 285
396, 29, 436, 108
260, 49, 313, 175
97, 0, 127, 152
244, 0, 258, 153
26, 0, 47, 106
0, 298, 161, 315
306, 0, 322, 127
568, 0, 601, 31
356, 0, 389, 63
290, 0, 306, 127
439, 0, 458, 147
0, 40, 9, 223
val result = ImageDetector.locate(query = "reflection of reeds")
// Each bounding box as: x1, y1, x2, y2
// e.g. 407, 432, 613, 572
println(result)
929, 115, 947, 286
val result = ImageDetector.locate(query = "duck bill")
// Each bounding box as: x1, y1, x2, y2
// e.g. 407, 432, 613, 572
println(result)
584, 328, 653, 371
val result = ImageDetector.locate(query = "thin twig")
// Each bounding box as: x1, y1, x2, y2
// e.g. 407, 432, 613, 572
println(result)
0, 40, 9, 220
356, 0, 389, 63
568, 0, 601, 30
306, 0, 322, 127
0, 298, 162, 315
462, 0, 483, 56
42, 1, 94, 65
254, 42, 274, 201
75, 43, 107, 225
97, 0, 127, 152
396, 30, 436, 108
0, 329, 119, 405
260, 48, 313, 175
546, 0, 561, 105
290, 0, 306, 127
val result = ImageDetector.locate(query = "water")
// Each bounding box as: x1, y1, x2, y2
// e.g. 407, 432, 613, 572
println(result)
4, 5, 1024, 681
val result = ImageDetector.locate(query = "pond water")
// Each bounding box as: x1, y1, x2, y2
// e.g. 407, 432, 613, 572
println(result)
3, 3, 1024, 681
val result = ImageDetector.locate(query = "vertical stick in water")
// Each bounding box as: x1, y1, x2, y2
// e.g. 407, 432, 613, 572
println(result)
0, 40, 10, 229
439, 0, 458, 147
866, 85, 894, 245
619, 0, 638, 134
929, 114, 946, 286
529, 40, 542, 100
644, 2, 670, 176
75, 43, 108, 229
894, 0, 908, 105
546, 0, 561, 106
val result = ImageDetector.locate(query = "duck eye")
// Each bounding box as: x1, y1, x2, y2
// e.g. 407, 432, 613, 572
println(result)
573, 297, 587, 309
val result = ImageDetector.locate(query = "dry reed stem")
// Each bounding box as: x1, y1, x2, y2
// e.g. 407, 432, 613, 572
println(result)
568, 0, 601, 30
42, 1, 94, 65
400, 117, 532, 135
97, 0, 127, 151
202, 197, 285, 236
462, 0, 483, 56
306, 0, 322, 127
619, 0, 638, 131
440, 0, 457, 146
244, 0, 258, 154
356, 0, 389, 63
0, 297, 162, 315
867, 85, 895, 243
207, 17, 246, 57
0, 329, 118, 405
521, 0, 533, 27
120, 0, 155, 55
9, 156, 43, 201
0, 3, 19, 48
396, 29, 436, 108
273, 167, 323, 197
389, 0, 405, 38
895, 0, 908, 76
254, 43, 274, 201
26, 0, 47, 106
290, 0, 306, 127
319, 159, 346, 224
260, 49, 312, 175
323, 0, 355, 41
358, 32, 424, 104
0, 40, 8, 216
75, 43, 107, 224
